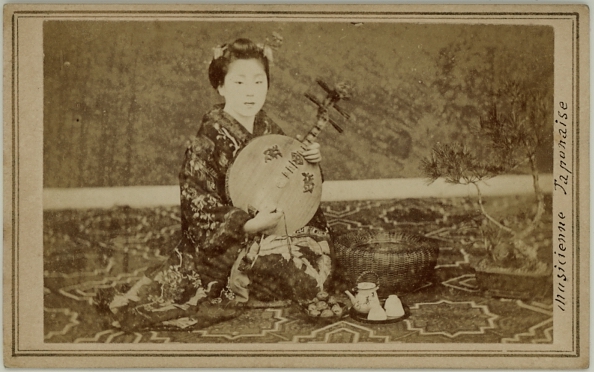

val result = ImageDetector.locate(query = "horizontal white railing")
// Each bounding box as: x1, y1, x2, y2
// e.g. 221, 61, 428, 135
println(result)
43, 174, 553, 210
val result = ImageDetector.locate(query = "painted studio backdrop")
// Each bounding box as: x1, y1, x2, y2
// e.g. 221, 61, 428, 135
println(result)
43, 21, 553, 188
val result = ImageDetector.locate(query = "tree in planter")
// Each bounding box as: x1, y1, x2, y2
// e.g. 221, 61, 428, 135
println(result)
420, 80, 550, 274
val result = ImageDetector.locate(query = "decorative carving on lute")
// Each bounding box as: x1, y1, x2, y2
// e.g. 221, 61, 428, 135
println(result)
263, 145, 282, 163
291, 151, 305, 166
302, 172, 315, 193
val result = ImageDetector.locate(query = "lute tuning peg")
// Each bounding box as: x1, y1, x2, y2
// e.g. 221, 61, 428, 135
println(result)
305, 78, 352, 134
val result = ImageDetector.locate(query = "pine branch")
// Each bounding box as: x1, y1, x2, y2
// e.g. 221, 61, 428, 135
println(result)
420, 143, 502, 186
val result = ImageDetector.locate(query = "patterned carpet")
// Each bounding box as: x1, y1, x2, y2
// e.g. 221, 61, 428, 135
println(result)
44, 195, 553, 344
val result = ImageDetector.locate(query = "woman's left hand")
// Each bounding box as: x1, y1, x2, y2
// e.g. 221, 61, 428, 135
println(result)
297, 135, 322, 164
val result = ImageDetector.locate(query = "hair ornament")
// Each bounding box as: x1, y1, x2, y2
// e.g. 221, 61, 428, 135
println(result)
257, 43, 274, 64
212, 44, 227, 60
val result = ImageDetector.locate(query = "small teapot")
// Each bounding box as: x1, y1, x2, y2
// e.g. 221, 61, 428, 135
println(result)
344, 271, 381, 314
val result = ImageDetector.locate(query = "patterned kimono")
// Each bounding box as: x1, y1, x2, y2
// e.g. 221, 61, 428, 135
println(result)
107, 105, 333, 331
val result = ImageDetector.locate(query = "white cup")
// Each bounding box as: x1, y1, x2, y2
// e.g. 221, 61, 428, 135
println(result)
384, 295, 405, 317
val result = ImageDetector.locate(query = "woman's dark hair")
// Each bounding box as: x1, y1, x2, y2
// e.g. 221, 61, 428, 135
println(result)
208, 38, 271, 89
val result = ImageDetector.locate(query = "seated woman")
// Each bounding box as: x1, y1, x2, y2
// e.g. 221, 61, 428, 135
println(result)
105, 38, 333, 331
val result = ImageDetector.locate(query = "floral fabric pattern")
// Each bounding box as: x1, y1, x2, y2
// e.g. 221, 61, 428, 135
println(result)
237, 225, 333, 302
107, 105, 333, 330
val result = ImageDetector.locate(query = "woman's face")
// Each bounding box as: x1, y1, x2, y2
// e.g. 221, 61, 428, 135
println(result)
218, 58, 268, 123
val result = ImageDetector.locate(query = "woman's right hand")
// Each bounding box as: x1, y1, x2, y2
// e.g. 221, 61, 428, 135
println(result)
243, 208, 283, 234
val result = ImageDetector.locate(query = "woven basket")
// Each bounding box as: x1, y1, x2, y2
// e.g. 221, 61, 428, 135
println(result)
334, 230, 439, 296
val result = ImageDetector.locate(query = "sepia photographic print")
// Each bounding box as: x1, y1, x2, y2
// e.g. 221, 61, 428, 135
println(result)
4, 4, 589, 369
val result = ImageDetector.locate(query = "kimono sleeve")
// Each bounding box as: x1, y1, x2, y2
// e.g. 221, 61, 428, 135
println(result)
178, 132, 251, 257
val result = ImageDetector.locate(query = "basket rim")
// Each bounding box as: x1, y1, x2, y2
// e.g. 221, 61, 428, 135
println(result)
334, 231, 438, 254
335, 241, 438, 254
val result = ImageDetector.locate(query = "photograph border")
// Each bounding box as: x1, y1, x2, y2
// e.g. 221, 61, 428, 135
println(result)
3, 4, 589, 369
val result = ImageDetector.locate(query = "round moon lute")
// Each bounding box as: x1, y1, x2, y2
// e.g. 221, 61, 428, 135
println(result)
226, 79, 351, 236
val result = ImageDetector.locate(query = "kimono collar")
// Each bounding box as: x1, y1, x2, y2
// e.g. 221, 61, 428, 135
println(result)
206, 104, 271, 144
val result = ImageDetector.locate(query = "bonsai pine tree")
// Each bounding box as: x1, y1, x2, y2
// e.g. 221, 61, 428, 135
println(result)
420, 80, 549, 272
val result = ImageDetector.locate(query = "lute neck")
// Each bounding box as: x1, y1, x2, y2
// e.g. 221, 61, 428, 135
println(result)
301, 109, 330, 146
301, 119, 325, 145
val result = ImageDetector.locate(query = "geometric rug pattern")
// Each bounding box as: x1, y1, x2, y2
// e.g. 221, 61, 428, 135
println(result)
44, 196, 553, 343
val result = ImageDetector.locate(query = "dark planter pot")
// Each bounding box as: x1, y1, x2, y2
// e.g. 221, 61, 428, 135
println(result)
474, 265, 553, 300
